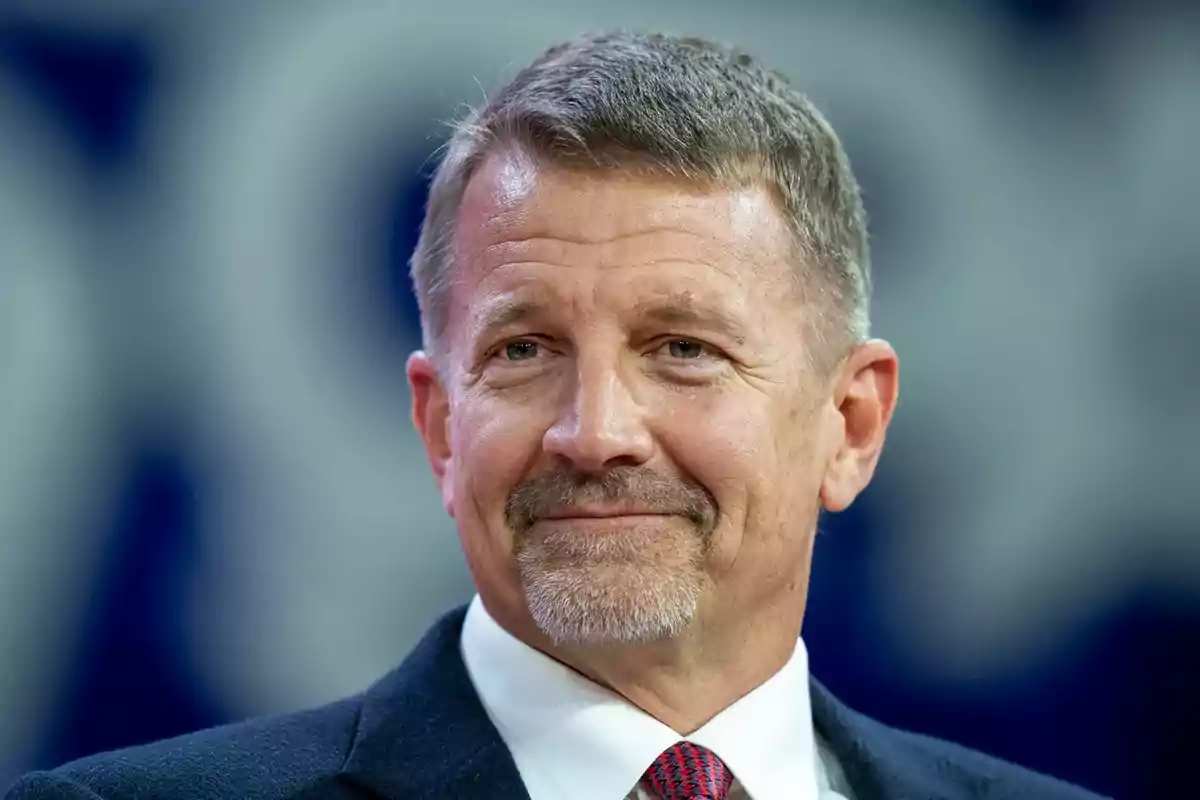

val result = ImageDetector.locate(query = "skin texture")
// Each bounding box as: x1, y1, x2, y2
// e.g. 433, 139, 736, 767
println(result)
408, 146, 899, 734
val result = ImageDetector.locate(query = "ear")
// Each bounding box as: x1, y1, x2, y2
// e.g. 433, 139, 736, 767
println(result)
819, 339, 899, 513
407, 350, 456, 517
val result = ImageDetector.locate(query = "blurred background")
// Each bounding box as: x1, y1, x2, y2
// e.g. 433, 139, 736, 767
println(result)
1, 1, 1197, 797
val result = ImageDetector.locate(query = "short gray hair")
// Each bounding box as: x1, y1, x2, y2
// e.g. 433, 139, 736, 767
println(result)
411, 31, 871, 370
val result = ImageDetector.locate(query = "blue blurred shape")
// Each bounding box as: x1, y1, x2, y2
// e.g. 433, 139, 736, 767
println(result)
377, 151, 443, 348
36, 433, 222, 769
0, 22, 153, 166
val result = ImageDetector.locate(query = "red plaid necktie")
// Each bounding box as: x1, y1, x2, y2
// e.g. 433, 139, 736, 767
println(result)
639, 741, 734, 800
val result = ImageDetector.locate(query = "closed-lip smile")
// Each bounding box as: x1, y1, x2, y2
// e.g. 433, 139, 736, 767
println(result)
539, 507, 672, 520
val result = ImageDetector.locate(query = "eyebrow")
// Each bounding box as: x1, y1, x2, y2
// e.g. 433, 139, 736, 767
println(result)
472, 299, 543, 342
635, 294, 748, 345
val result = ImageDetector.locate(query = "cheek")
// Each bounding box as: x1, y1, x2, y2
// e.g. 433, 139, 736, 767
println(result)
662, 392, 818, 553
451, 397, 546, 518
661, 398, 777, 506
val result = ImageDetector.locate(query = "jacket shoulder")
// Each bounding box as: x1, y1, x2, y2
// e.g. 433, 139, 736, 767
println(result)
6, 696, 363, 800
855, 713, 1109, 799
811, 680, 1108, 799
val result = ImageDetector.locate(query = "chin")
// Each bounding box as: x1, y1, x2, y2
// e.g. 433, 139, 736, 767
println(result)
519, 561, 703, 647
513, 519, 710, 646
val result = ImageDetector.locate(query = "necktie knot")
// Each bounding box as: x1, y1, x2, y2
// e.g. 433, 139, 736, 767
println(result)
640, 741, 734, 800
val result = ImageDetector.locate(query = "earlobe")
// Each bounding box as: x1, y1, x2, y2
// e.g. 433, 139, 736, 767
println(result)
819, 457, 855, 513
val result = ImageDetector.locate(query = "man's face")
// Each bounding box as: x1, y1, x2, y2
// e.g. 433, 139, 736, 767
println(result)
411, 149, 848, 647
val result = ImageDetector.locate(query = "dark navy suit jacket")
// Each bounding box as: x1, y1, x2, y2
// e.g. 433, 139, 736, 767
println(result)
6, 606, 1106, 800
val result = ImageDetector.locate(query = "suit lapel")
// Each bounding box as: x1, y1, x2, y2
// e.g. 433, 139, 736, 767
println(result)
339, 606, 529, 800
811, 677, 949, 800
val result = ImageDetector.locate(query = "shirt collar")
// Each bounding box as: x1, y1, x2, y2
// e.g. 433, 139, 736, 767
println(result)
460, 595, 823, 800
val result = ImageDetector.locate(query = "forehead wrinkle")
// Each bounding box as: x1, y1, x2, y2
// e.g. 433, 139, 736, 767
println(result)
474, 227, 734, 274
466, 278, 599, 340
459, 152, 792, 269
469, 249, 767, 305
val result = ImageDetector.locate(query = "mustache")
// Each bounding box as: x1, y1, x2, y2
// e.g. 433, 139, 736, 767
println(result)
505, 466, 718, 535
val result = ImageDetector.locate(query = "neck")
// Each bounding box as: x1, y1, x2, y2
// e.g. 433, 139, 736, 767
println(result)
492, 594, 807, 734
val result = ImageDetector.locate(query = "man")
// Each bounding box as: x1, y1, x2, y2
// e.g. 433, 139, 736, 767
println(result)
7, 31, 1105, 800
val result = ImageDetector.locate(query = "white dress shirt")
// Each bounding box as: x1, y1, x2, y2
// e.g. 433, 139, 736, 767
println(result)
460, 595, 854, 800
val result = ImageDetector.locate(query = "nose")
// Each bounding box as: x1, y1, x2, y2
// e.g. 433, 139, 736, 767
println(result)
542, 358, 655, 473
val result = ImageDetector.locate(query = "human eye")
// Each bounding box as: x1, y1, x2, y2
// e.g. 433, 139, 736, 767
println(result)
661, 339, 708, 360
475, 337, 557, 387
653, 337, 719, 361
486, 337, 556, 368
499, 339, 542, 362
